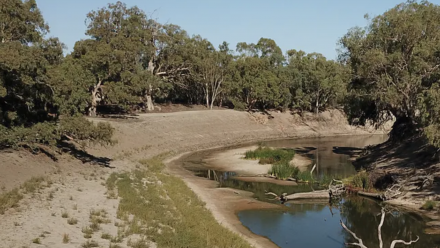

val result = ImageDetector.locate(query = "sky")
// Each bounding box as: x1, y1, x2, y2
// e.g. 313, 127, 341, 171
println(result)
36, 0, 436, 60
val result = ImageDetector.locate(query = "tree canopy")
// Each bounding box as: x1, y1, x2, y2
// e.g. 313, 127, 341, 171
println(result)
340, 0, 440, 146
5, 0, 439, 155
0, 0, 115, 154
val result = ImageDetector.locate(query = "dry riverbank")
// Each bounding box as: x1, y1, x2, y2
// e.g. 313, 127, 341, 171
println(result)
0, 109, 392, 247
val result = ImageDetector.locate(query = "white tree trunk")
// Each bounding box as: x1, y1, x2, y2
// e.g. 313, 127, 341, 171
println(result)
205, 83, 209, 109
145, 84, 154, 111
89, 80, 102, 117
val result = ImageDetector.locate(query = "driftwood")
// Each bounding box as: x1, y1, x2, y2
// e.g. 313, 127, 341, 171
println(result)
265, 179, 345, 203
340, 207, 419, 248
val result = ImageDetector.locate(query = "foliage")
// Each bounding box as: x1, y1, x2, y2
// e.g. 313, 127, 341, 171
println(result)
0, 0, 115, 154
286, 50, 348, 113
339, 1, 440, 146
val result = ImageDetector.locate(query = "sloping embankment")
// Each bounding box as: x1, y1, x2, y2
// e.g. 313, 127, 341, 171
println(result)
88, 109, 392, 161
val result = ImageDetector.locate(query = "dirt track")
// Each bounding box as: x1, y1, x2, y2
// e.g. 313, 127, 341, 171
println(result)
0, 109, 392, 248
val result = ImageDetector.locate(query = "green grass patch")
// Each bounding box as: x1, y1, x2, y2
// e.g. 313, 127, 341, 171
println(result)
422, 200, 437, 211
245, 146, 298, 180
348, 171, 372, 190
268, 163, 299, 180
108, 156, 252, 248
244, 146, 295, 165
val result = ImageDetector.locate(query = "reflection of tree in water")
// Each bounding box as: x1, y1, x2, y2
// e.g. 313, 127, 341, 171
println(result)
340, 197, 440, 247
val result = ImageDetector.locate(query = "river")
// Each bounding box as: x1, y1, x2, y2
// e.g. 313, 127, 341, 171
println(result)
180, 134, 440, 248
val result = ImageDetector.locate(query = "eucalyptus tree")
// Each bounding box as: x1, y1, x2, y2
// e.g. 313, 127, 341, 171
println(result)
76, 2, 197, 112
231, 38, 289, 110
339, 0, 440, 145
0, 0, 114, 152
286, 50, 347, 113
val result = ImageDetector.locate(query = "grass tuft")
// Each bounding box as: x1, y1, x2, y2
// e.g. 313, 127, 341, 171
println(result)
82, 240, 99, 248
422, 200, 437, 211
32, 238, 41, 244
63, 234, 70, 244
61, 211, 69, 218
268, 163, 299, 180
101, 233, 112, 240
67, 218, 78, 225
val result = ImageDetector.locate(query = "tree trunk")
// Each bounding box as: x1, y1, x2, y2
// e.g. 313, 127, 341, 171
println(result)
205, 83, 209, 109
315, 95, 319, 115
89, 80, 102, 117
146, 58, 155, 111
145, 84, 154, 111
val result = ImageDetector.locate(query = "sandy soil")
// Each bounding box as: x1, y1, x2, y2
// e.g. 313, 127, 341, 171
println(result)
0, 108, 392, 248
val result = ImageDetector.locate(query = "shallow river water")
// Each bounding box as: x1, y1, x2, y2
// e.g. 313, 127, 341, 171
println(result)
182, 135, 440, 248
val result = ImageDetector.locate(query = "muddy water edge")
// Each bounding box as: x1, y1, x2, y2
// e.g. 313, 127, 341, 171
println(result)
168, 134, 440, 248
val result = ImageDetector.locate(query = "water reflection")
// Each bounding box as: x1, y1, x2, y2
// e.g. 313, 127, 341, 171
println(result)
239, 197, 440, 248
264, 135, 388, 178
180, 135, 440, 247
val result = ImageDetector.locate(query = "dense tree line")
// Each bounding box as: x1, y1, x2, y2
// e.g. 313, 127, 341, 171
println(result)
1, 0, 440, 152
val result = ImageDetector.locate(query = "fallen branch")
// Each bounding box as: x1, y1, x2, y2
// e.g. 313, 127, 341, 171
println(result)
357, 191, 386, 201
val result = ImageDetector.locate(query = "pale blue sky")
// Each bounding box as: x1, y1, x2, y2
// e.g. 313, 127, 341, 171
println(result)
36, 0, 436, 60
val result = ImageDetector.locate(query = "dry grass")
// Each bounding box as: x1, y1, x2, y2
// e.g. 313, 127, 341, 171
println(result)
82, 227, 94, 239
67, 218, 78, 225
106, 155, 251, 248
82, 240, 99, 248
101, 233, 112, 240
63, 233, 70, 244
0, 176, 48, 214
32, 237, 41, 244
61, 211, 69, 218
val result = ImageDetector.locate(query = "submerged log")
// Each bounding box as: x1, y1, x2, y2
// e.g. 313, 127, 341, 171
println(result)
282, 190, 330, 201
357, 191, 386, 201
265, 179, 345, 203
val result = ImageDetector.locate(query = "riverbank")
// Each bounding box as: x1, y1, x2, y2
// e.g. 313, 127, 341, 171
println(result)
0, 109, 392, 247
